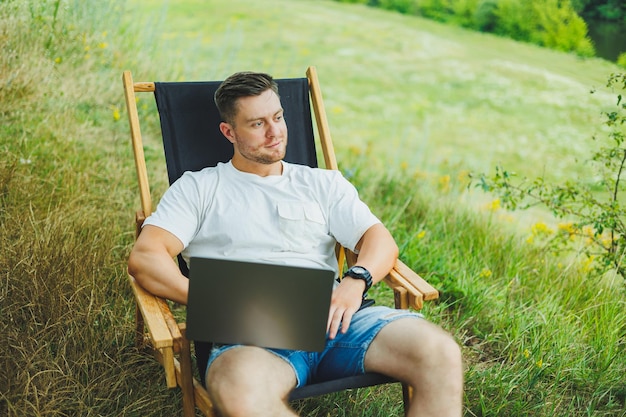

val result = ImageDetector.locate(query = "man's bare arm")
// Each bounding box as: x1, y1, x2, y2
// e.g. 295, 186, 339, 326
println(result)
352, 222, 399, 286
327, 223, 399, 338
127, 225, 189, 305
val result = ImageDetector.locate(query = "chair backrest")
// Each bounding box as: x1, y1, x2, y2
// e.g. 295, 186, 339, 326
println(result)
153, 78, 318, 186
152, 76, 327, 280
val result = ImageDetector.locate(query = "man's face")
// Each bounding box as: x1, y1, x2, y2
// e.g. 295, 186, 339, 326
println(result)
221, 89, 288, 166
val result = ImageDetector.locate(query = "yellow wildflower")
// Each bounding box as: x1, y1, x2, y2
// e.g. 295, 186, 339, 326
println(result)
416, 230, 426, 239
456, 170, 471, 188
348, 145, 361, 156
111, 106, 121, 121
486, 198, 500, 212
412, 169, 427, 180
438, 175, 450, 192
558, 222, 577, 236
582, 255, 595, 272
531, 222, 552, 235
479, 268, 492, 278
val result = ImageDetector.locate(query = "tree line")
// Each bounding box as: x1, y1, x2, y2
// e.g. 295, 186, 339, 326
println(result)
334, 0, 624, 58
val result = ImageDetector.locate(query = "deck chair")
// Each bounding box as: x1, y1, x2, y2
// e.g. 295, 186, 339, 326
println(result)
122, 66, 439, 417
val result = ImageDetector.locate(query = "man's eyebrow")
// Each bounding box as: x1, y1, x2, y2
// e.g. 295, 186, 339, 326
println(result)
244, 108, 284, 123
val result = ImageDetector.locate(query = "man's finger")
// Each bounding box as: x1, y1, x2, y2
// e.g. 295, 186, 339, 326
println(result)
327, 308, 346, 339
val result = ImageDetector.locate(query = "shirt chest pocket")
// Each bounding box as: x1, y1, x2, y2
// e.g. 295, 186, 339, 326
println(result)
277, 202, 327, 253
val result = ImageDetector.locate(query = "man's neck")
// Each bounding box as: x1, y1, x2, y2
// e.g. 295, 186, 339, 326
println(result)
231, 156, 283, 177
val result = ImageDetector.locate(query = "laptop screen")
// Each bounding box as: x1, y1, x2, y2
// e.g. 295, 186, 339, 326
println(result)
186, 257, 335, 352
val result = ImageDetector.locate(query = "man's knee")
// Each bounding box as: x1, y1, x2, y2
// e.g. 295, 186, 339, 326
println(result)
206, 351, 253, 415
205, 346, 296, 416
434, 330, 462, 368
368, 317, 461, 370
415, 321, 462, 367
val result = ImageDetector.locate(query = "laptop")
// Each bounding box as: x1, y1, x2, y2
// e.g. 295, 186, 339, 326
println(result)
186, 257, 336, 352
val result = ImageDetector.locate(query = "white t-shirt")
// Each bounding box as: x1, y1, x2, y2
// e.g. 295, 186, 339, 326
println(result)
144, 161, 380, 276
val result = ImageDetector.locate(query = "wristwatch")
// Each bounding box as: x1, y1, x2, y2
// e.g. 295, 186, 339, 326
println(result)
343, 265, 373, 295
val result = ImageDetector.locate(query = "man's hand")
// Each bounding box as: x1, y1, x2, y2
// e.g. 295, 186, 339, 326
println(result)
326, 277, 366, 339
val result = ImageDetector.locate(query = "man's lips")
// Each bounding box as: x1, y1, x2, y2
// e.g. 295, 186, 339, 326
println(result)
266, 140, 283, 149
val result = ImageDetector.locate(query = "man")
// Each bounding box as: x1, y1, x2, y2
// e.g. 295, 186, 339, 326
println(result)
128, 71, 463, 417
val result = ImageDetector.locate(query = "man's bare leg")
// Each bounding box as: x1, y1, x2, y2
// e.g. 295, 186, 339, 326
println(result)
364, 317, 463, 417
206, 346, 299, 417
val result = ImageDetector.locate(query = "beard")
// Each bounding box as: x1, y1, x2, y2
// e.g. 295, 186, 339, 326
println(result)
235, 136, 288, 165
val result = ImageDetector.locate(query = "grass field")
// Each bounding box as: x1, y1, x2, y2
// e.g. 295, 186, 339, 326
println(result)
2, 0, 626, 416
128, 0, 621, 184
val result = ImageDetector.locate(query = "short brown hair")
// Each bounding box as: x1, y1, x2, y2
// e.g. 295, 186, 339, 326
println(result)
214, 71, 279, 125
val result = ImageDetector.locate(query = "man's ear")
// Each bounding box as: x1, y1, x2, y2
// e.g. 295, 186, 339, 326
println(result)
219, 122, 236, 144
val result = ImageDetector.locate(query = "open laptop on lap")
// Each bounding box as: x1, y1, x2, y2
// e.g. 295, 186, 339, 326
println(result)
185, 257, 336, 352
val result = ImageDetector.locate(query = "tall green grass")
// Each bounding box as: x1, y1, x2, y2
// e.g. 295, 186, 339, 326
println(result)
1, 0, 625, 416
0, 0, 179, 415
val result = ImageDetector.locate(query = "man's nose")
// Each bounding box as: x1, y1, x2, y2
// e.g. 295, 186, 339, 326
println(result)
266, 120, 281, 137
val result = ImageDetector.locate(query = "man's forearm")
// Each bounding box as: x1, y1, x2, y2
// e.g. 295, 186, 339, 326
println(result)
353, 223, 399, 285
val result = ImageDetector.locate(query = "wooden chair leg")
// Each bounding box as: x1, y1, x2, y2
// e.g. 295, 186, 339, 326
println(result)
402, 383, 412, 417
180, 334, 196, 417
135, 304, 145, 348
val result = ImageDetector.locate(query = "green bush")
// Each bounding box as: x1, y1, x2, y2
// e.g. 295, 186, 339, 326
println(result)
532, 0, 595, 56
376, 0, 417, 14
473, 0, 499, 31
618, 52, 626, 69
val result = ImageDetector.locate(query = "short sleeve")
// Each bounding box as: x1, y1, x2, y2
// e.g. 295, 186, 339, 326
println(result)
327, 172, 380, 252
143, 171, 208, 249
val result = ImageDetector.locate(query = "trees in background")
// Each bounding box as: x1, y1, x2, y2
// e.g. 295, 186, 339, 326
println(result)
337, 0, 599, 57
573, 0, 625, 21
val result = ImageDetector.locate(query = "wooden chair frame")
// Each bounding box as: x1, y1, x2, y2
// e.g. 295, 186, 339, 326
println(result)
122, 66, 439, 417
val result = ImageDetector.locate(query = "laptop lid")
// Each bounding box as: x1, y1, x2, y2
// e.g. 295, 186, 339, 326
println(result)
186, 257, 335, 352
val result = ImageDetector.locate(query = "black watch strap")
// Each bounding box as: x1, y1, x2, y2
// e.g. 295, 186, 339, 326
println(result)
342, 265, 373, 295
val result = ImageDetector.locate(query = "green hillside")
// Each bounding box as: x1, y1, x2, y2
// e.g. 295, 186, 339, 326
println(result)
130, 0, 622, 184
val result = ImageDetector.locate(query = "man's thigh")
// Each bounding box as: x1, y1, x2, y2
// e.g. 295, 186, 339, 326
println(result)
206, 345, 297, 395
316, 306, 423, 381
363, 316, 449, 378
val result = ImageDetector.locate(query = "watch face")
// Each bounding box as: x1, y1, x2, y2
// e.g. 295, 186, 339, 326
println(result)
351, 266, 367, 275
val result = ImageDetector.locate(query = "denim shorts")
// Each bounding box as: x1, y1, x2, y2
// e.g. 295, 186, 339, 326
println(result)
205, 305, 423, 387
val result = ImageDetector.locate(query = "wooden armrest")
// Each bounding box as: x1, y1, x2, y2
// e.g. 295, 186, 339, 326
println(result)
129, 276, 175, 349
383, 260, 439, 310
393, 260, 439, 301
129, 276, 182, 388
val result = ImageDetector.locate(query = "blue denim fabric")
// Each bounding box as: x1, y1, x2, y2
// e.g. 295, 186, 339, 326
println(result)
205, 306, 423, 387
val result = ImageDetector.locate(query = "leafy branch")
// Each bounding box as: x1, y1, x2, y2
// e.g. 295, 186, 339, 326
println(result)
472, 73, 626, 279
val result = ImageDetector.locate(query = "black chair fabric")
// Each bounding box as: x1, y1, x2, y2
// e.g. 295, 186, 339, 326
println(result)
152, 77, 399, 401
154, 78, 317, 186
